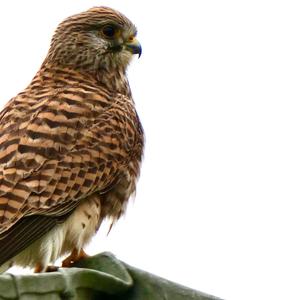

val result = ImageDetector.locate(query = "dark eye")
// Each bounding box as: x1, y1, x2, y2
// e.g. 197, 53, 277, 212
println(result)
102, 25, 116, 38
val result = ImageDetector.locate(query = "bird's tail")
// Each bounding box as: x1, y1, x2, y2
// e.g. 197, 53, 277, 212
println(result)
0, 260, 13, 274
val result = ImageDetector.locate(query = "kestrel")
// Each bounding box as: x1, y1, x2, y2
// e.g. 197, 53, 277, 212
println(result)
0, 7, 144, 273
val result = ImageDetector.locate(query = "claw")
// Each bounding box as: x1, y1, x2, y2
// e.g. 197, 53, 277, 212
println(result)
34, 264, 59, 273
61, 248, 89, 268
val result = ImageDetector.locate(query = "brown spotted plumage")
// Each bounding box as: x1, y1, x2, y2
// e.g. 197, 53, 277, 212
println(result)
0, 6, 144, 272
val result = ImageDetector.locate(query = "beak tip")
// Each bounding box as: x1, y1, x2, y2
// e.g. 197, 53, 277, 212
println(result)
126, 39, 142, 58
133, 44, 142, 58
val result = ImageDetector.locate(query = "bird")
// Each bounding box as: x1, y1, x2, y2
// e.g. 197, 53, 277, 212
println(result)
0, 6, 144, 273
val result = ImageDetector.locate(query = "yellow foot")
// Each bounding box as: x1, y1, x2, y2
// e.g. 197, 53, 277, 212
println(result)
34, 263, 43, 273
45, 265, 59, 272
61, 248, 89, 268
34, 264, 59, 273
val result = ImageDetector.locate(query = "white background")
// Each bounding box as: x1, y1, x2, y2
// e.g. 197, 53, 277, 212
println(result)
0, 1, 300, 300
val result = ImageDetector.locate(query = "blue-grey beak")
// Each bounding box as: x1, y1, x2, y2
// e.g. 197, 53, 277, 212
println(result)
125, 37, 142, 58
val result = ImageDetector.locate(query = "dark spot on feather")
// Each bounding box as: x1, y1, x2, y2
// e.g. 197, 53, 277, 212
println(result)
83, 210, 92, 219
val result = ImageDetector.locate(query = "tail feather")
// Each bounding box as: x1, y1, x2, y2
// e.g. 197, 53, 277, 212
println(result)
0, 260, 13, 274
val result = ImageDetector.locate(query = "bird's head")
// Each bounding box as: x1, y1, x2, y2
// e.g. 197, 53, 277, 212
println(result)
46, 7, 141, 73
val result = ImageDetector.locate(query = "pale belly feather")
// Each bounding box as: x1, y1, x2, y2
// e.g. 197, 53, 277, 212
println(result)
6, 195, 101, 272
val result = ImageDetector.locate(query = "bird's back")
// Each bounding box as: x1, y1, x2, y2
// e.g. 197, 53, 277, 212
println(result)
0, 65, 143, 267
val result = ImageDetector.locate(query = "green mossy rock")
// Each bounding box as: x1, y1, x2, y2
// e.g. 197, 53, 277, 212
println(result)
0, 252, 222, 300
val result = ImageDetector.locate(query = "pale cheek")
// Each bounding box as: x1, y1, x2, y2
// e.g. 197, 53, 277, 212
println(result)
118, 51, 134, 67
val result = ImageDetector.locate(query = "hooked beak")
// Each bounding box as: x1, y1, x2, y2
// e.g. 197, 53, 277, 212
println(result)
125, 37, 142, 58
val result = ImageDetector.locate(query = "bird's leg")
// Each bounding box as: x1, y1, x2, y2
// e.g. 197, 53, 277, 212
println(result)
61, 248, 89, 267
77, 248, 89, 260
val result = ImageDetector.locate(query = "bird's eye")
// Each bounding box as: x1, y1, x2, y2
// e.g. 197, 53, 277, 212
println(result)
102, 25, 116, 38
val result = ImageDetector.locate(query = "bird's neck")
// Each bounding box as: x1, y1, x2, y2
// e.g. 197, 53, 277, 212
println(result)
35, 62, 132, 97
94, 66, 132, 97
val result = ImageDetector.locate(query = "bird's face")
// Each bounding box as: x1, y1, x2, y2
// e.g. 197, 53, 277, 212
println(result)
99, 21, 141, 61
47, 7, 142, 72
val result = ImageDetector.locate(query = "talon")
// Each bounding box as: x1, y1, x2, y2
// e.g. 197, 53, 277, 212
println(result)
34, 263, 43, 273
62, 248, 89, 268
34, 264, 58, 273
45, 265, 59, 272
